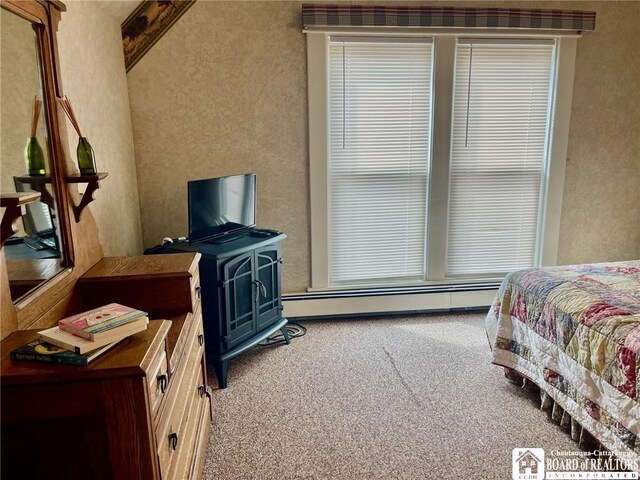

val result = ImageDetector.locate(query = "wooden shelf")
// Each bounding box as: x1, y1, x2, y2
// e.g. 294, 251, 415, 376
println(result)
64, 172, 108, 222
65, 172, 108, 184
0, 192, 42, 248
0, 192, 41, 209
13, 175, 52, 184
13, 175, 55, 208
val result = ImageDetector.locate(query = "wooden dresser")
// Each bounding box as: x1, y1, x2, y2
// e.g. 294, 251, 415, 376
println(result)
0, 2, 209, 478
0, 253, 211, 480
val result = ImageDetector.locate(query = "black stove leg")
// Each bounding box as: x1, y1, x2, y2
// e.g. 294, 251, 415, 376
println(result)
215, 360, 229, 389
280, 326, 291, 345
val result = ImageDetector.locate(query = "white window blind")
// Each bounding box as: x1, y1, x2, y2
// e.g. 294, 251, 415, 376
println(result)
328, 38, 433, 285
446, 40, 555, 277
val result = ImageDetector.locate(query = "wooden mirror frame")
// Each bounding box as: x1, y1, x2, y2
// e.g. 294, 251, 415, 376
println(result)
1, 0, 104, 340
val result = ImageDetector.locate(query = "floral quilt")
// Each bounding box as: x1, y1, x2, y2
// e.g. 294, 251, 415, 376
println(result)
486, 261, 640, 464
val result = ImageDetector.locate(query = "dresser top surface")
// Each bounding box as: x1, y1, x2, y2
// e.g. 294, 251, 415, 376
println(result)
81, 253, 201, 282
0, 320, 171, 386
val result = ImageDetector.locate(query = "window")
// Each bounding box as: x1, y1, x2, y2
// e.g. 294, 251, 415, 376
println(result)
307, 33, 576, 290
328, 38, 433, 285
447, 40, 555, 276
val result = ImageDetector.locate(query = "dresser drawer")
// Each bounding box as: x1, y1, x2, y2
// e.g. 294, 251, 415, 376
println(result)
156, 314, 205, 477
188, 360, 212, 480
147, 347, 169, 418
188, 399, 210, 480
172, 364, 208, 480
168, 305, 203, 375
157, 354, 203, 478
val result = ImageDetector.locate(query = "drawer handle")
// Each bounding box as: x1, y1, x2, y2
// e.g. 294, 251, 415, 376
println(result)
168, 432, 178, 451
157, 374, 168, 393
195, 286, 201, 299
198, 384, 206, 398
198, 333, 204, 346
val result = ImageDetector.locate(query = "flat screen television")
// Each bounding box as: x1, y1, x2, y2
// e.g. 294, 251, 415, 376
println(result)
188, 173, 256, 244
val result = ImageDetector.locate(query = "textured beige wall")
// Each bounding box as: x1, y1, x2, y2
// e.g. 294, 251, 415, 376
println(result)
127, 1, 308, 291
127, 1, 640, 293
57, 1, 143, 256
557, 1, 640, 264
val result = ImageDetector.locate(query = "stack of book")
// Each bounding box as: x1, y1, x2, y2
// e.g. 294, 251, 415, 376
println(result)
11, 303, 149, 365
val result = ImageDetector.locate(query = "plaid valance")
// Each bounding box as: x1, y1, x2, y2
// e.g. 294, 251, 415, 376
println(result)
302, 5, 596, 31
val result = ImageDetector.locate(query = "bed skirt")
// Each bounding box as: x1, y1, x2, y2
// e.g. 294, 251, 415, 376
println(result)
505, 368, 604, 452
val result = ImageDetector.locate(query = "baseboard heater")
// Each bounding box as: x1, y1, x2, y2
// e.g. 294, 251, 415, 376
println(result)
282, 282, 500, 318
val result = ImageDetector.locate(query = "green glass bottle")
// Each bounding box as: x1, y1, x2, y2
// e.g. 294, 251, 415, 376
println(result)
25, 137, 46, 176
77, 137, 97, 175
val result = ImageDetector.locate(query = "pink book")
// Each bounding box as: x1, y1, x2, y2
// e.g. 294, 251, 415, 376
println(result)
58, 303, 147, 341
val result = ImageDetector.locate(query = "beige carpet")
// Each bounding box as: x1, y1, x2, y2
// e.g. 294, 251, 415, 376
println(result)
202, 312, 584, 479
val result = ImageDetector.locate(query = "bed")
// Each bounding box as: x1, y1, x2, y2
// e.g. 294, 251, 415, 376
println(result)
486, 261, 640, 466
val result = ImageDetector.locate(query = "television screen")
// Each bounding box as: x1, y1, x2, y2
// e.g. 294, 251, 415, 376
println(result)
188, 173, 256, 244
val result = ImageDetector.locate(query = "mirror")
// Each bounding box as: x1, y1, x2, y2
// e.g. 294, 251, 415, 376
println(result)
1, 7, 65, 302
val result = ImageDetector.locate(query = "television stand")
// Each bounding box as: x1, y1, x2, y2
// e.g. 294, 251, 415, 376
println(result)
156, 231, 288, 388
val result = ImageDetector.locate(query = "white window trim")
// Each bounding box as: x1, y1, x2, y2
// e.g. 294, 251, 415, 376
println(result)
539, 37, 577, 267
426, 36, 456, 282
306, 31, 577, 294
307, 32, 330, 290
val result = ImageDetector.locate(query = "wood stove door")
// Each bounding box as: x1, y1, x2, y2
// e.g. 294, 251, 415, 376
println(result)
255, 244, 282, 331
221, 251, 255, 348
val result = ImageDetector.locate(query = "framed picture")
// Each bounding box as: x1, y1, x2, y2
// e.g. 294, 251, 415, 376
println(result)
122, 0, 196, 72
